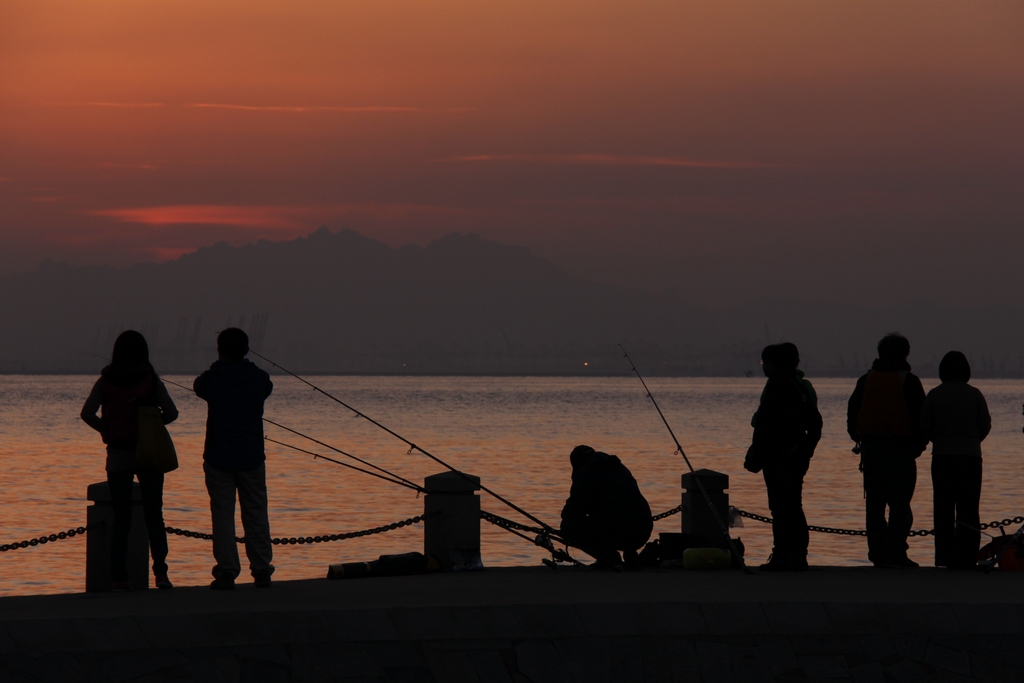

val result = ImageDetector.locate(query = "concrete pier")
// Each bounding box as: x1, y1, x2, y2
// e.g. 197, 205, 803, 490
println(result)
2, 567, 1023, 682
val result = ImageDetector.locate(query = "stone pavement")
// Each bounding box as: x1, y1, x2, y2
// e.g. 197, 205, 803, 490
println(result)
1, 567, 1022, 682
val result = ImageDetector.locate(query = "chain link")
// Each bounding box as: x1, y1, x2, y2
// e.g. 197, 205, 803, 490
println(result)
165, 514, 428, 546
651, 504, 683, 521
738, 510, 1024, 538
480, 510, 548, 536
0, 527, 89, 552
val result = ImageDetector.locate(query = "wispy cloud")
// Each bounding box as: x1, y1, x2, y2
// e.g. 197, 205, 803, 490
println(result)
447, 153, 783, 169
186, 103, 422, 113
85, 203, 459, 228
86, 205, 308, 229
58, 102, 166, 108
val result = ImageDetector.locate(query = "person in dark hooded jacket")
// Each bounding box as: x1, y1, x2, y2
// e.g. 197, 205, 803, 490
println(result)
194, 327, 274, 589
559, 445, 653, 568
847, 333, 927, 568
746, 342, 822, 571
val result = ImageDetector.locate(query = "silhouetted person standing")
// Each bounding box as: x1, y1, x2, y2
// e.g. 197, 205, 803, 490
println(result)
81, 330, 178, 591
194, 328, 275, 589
847, 333, 927, 568
921, 351, 991, 569
560, 445, 653, 568
747, 343, 822, 571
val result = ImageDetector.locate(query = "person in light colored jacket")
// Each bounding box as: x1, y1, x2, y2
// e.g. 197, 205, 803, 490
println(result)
920, 351, 991, 570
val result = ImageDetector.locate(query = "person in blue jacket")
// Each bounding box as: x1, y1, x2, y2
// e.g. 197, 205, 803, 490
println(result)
194, 327, 274, 589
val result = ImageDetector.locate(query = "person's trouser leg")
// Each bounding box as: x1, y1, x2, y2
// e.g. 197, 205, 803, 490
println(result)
764, 456, 810, 561
883, 455, 916, 562
932, 455, 956, 566
107, 470, 134, 582
236, 463, 274, 577
204, 462, 241, 580
136, 469, 168, 575
952, 455, 982, 569
861, 450, 888, 564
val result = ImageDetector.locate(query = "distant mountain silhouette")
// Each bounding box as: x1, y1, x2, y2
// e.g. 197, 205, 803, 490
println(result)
1, 227, 1022, 376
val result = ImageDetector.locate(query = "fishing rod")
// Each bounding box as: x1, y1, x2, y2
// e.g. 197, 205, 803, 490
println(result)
265, 436, 424, 493
160, 377, 422, 493
249, 350, 558, 533
619, 344, 750, 573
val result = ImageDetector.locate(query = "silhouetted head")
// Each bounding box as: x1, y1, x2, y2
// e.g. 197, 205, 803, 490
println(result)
111, 330, 150, 368
877, 333, 910, 362
776, 342, 800, 372
570, 445, 596, 468
217, 327, 249, 361
761, 344, 779, 377
939, 351, 971, 383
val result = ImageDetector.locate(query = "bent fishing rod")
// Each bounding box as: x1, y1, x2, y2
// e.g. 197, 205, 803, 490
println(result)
619, 344, 750, 573
249, 351, 559, 535
160, 377, 422, 493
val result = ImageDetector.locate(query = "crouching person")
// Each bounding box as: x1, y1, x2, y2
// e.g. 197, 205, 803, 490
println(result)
559, 445, 653, 569
194, 328, 275, 589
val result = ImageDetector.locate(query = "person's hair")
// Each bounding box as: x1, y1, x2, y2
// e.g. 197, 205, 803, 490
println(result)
939, 351, 971, 383
776, 342, 800, 371
570, 445, 595, 468
110, 330, 150, 368
217, 327, 249, 360
761, 344, 778, 365
877, 333, 910, 362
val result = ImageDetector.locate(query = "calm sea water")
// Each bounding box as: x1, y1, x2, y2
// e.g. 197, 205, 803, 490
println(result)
1, 374, 1022, 596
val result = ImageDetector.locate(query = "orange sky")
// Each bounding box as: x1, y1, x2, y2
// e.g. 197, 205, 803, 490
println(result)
1, 0, 1022, 305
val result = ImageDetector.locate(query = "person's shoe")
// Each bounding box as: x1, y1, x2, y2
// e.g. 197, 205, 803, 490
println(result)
154, 573, 173, 590
890, 557, 919, 568
253, 571, 272, 588
759, 554, 808, 572
210, 577, 236, 590
111, 580, 131, 592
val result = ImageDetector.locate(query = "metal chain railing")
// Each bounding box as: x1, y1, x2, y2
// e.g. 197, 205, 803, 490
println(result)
652, 504, 683, 522
166, 514, 428, 545
737, 510, 1024, 538
0, 526, 89, 553
480, 510, 548, 536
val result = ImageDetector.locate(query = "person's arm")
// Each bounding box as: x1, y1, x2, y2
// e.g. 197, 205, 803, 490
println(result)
153, 379, 179, 425
977, 390, 992, 442
193, 371, 211, 400
847, 376, 865, 442
80, 380, 104, 433
904, 374, 928, 453
919, 394, 934, 444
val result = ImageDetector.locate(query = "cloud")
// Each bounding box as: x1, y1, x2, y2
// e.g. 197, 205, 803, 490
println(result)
86, 205, 308, 229
85, 203, 461, 229
58, 102, 166, 108
447, 153, 784, 169
186, 103, 422, 113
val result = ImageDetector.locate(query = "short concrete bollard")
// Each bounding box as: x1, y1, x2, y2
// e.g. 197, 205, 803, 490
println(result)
86, 481, 150, 592
423, 471, 481, 571
680, 469, 730, 542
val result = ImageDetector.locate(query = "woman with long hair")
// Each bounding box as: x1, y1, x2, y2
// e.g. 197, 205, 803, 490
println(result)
81, 330, 178, 590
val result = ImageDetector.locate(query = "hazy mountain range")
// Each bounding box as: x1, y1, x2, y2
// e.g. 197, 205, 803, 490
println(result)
1, 227, 1022, 377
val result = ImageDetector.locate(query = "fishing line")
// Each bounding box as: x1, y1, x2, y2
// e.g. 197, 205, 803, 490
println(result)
249, 351, 557, 533
160, 377, 421, 492
619, 344, 750, 573
265, 436, 424, 493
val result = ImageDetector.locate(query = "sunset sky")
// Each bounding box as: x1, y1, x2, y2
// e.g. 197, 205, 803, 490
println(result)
1, 0, 1021, 307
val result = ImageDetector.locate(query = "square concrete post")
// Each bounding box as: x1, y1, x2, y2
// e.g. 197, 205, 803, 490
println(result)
86, 481, 150, 592
680, 469, 729, 542
424, 471, 481, 571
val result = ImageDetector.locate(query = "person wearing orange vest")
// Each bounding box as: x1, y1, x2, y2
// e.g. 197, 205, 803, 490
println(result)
847, 333, 927, 568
